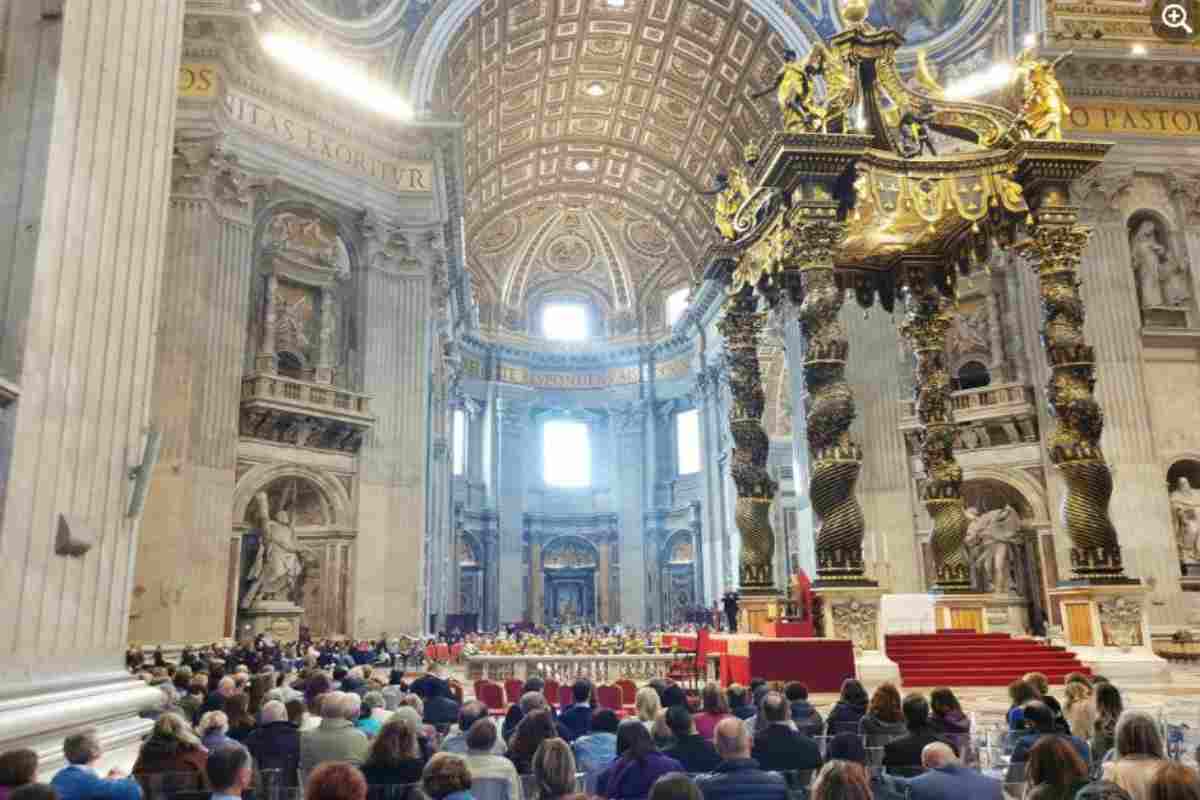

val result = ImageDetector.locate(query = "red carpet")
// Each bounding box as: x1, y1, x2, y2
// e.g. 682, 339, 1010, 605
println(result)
886, 630, 1091, 687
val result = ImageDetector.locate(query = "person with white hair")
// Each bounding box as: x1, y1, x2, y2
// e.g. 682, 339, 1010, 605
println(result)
199, 710, 236, 752
299, 691, 368, 779
907, 741, 1002, 800
245, 700, 301, 785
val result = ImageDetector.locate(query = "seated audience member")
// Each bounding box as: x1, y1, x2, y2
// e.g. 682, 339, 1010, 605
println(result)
572, 709, 619, 776
357, 692, 385, 738
1024, 736, 1090, 800
0, 749, 39, 800
305, 763, 368, 800
824, 735, 908, 800
507, 710, 558, 775
826, 680, 869, 736
1065, 681, 1097, 743
180, 677, 207, 724
660, 683, 687, 712
809, 761, 872, 800
907, 742, 1001, 800
223, 695, 256, 743
502, 680, 548, 742
648, 773, 702, 800
1075, 782, 1134, 800
882, 693, 953, 778
651, 710, 676, 751
726, 686, 754, 722
51, 731, 142, 800
750, 693, 821, 774
784, 683, 823, 738
1102, 711, 1167, 800
1009, 701, 1091, 768
663, 706, 721, 773
243, 701, 300, 786
205, 745, 253, 800
1093, 683, 1126, 762
532, 739, 576, 800
11, 787, 60, 800
596, 721, 682, 799
410, 667, 451, 704
300, 691, 369, 779
443, 702, 504, 755
132, 713, 209, 791
422, 754, 474, 800
199, 712, 236, 752
285, 698, 307, 729
461, 720, 520, 800
860, 683, 907, 747
1149, 762, 1200, 800
695, 718, 786, 800
423, 682, 462, 731
558, 681, 594, 742
636, 688, 662, 733
361, 718, 426, 786
302, 673, 333, 732
1024, 673, 1068, 731
694, 683, 733, 742
927, 688, 970, 739
393, 707, 435, 762
1007, 679, 1041, 732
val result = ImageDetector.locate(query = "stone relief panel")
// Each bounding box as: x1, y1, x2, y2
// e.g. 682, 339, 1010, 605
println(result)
543, 538, 599, 569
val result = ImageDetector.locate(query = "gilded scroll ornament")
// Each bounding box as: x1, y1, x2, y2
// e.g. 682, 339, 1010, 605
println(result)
713, 169, 751, 241
900, 283, 970, 589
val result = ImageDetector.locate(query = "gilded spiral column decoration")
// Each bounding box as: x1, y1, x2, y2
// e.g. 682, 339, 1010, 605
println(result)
717, 286, 778, 589
789, 220, 868, 584
899, 280, 970, 590
1014, 204, 1127, 582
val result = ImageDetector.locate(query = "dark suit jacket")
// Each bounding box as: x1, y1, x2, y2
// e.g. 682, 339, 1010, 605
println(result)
558, 704, 593, 742
409, 674, 449, 700
665, 734, 722, 773
907, 765, 1003, 800
882, 727, 955, 777
750, 725, 822, 773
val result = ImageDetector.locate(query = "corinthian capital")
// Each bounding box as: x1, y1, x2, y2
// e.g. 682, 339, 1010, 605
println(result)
172, 133, 272, 222
1071, 163, 1133, 224
608, 401, 647, 435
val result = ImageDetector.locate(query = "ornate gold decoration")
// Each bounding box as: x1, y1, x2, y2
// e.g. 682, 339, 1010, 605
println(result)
1014, 214, 1126, 581
717, 288, 778, 589
714, 169, 752, 241
900, 282, 970, 589
1013, 50, 1071, 142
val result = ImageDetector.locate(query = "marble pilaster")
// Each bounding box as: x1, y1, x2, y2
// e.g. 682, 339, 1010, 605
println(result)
0, 0, 184, 767
496, 397, 529, 623
612, 402, 649, 625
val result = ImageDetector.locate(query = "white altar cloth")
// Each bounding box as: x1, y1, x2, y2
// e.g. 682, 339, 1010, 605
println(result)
880, 593, 937, 635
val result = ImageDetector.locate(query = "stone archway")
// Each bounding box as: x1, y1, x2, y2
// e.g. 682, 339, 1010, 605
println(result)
541, 536, 600, 626
661, 530, 697, 627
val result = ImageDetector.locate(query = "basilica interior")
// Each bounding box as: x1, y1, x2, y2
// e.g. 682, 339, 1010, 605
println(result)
7, 0, 1200, 774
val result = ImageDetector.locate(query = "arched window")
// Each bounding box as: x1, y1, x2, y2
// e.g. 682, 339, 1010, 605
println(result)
665, 287, 690, 327
541, 302, 589, 341
957, 360, 991, 390
543, 419, 591, 487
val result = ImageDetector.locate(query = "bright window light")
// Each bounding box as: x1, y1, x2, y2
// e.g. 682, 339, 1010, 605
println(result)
452, 409, 466, 477
666, 287, 689, 326
544, 420, 591, 487
261, 34, 414, 120
676, 409, 701, 475
542, 303, 588, 341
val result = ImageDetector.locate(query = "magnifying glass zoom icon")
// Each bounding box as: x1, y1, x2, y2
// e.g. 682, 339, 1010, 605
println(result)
1163, 2, 1195, 34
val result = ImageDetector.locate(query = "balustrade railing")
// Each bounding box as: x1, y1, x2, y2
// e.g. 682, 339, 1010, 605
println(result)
241, 372, 371, 416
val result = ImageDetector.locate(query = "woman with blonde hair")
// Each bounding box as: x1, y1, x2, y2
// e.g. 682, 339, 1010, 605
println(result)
198, 710, 236, 752
635, 688, 662, 731
1065, 680, 1097, 741
532, 739, 576, 800
1102, 711, 1167, 800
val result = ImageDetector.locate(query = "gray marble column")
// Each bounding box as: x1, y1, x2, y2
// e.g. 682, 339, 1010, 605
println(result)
612, 403, 649, 625
131, 134, 263, 644
781, 308, 819, 580
496, 397, 529, 623
0, 0, 183, 768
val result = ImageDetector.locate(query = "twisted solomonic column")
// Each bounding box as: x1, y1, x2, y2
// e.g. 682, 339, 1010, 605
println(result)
788, 220, 868, 584
1015, 212, 1127, 582
900, 281, 970, 590
717, 287, 779, 589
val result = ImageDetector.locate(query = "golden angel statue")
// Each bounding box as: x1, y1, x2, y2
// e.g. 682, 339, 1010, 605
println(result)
1013, 50, 1071, 141
709, 169, 751, 241
752, 49, 821, 132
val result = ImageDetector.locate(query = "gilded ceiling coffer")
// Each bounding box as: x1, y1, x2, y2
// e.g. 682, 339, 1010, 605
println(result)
705, 0, 1129, 590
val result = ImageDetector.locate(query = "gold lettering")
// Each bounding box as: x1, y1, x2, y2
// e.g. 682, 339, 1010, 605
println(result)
179, 64, 219, 98
1066, 102, 1200, 139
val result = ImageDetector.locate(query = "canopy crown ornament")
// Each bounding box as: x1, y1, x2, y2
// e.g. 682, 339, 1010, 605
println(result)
706, 1, 1130, 597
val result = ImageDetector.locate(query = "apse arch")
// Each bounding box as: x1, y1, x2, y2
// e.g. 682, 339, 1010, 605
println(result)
960, 468, 1049, 526
233, 463, 354, 529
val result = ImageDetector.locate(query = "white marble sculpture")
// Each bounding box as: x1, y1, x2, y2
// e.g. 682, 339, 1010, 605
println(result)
1131, 218, 1192, 309
1171, 477, 1200, 562
241, 490, 311, 609
964, 504, 1021, 594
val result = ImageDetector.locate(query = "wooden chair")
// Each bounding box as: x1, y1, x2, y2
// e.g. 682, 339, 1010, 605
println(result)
474, 680, 506, 714
543, 679, 561, 708
667, 650, 702, 690
558, 683, 574, 709
595, 684, 623, 712
615, 679, 637, 708
434, 643, 450, 663
504, 678, 525, 706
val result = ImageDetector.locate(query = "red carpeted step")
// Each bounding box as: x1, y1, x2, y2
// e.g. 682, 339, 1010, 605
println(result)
885, 631, 1090, 688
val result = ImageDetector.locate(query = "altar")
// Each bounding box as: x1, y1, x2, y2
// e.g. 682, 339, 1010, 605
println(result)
466, 653, 680, 683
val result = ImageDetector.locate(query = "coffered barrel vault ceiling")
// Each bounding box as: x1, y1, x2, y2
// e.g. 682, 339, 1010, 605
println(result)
441, 0, 799, 338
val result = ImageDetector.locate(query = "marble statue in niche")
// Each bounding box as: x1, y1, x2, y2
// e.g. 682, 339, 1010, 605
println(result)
963, 505, 1021, 594
1171, 477, 1200, 562
1131, 217, 1192, 311
241, 488, 314, 608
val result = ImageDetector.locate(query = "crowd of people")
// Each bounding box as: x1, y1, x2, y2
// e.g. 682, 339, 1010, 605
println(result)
3, 645, 1200, 800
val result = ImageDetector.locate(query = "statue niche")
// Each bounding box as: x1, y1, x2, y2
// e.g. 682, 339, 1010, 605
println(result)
1168, 461, 1200, 567
240, 481, 317, 609
1130, 212, 1192, 326
963, 505, 1021, 595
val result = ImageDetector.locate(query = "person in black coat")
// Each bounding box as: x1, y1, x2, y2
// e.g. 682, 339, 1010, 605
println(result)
558, 680, 594, 742
408, 669, 449, 702
421, 682, 460, 730
750, 692, 822, 774
663, 706, 721, 773
361, 718, 427, 785
728, 685, 755, 721
243, 701, 300, 786
825, 679, 869, 736
883, 693, 958, 778
696, 718, 787, 800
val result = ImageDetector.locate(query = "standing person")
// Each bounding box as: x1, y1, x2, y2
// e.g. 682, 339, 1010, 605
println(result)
1102, 711, 1167, 800
722, 594, 739, 633
51, 732, 142, 800
204, 746, 254, 800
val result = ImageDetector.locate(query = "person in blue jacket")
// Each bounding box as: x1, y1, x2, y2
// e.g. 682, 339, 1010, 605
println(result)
51, 731, 142, 800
